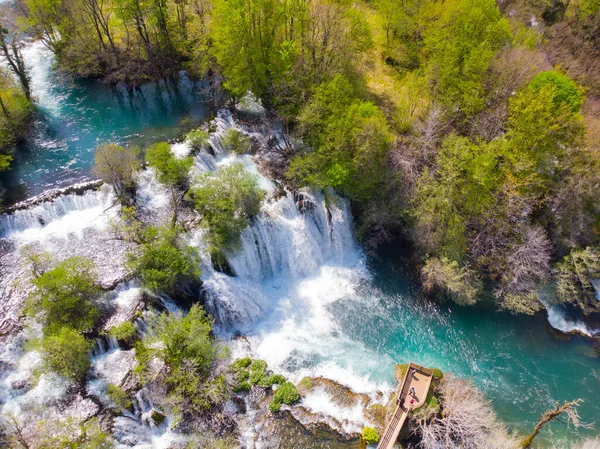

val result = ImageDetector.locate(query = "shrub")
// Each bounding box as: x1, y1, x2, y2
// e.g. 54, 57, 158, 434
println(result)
94, 143, 140, 197
187, 129, 210, 151
145, 142, 193, 187
136, 305, 227, 412
187, 162, 265, 261
127, 226, 201, 292
273, 382, 300, 405
106, 383, 132, 412
268, 374, 287, 386
221, 128, 252, 154
29, 257, 100, 335
232, 357, 252, 369
234, 381, 251, 392
268, 400, 281, 413
249, 359, 270, 387
362, 427, 379, 444
108, 321, 138, 346
432, 368, 444, 381
39, 327, 91, 381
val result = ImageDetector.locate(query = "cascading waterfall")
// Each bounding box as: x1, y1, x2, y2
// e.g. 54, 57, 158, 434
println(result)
2, 108, 599, 447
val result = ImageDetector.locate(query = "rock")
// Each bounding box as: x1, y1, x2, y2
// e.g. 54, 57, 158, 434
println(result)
394, 363, 409, 383
150, 410, 166, 426
296, 377, 370, 408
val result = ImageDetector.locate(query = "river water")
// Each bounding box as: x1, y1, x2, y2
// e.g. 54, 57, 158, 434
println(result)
0, 43, 598, 448
0, 42, 209, 203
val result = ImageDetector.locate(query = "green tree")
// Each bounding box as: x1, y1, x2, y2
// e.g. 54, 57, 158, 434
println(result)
187, 162, 265, 262
39, 327, 92, 381
421, 0, 511, 116
421, 256, 483, 306
221, 128, 252, 154
505, 73, 584, 195
127, 225, 201, 292
136, 305, 227, 413
29, 257, 101, 335
145, 142, 193, 225
94, 143, 141, 199
287, 75, 392, 201
554, 247, 600, 315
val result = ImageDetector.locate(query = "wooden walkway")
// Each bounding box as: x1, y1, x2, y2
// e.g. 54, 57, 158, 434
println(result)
376, 362, 433, 449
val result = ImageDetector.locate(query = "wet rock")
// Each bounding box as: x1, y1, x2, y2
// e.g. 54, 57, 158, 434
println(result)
297, 377, 370, 408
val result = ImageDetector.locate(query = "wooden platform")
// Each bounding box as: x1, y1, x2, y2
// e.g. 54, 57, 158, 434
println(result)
376, 362, 433, 449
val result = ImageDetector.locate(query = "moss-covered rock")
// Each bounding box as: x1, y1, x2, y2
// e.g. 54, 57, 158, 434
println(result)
394, 363, 409, 383
295, 377, 369, 408
364, 404, 387, 432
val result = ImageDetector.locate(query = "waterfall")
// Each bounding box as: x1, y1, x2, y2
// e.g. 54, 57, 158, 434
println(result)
0, 185, 116, 241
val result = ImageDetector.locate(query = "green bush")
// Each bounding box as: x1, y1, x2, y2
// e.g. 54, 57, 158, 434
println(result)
267, 374, 287, 386
108, 321, 138, 346
362, 427, 379, 444
145, 142, 193, 187
222, 128, 252, 154
136, 304, 227, 412
232, 357, 252, 369
127, 226, 201, 292
187, 162, 265, 262
107, 383, 132, 412
273, 382, 300, 405
249, 359, 270, 387
234, 381, 251, 392
268, 400, 281, 413
432, 368, 444, 381
187, 129, 210, 150
39, 327, 91, 381
29, 257, 101, 335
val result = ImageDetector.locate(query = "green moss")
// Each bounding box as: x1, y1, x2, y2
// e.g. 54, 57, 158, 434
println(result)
232, 357, 252, 369
234, 381, 251, 392
297, 377, 314, 393
268, 400, 281, 413
273, 382, 300, 405
362, 427, 379, 444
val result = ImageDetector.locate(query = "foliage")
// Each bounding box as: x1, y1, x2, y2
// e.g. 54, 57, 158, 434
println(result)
106, 383, 133, 412
421, 257, 483, 306
554, 247, 600, 314
127, 226, 201, 292
420, 0, 511, 115
362, 427, 379, 444
39, 327, 91, 381
186, 129, 210, 151
269, 381, 300, 412
1, 415, 114, 449
136, 305, 227, 412
527, 71, 584, 113
418, 377, 519, 449
0, 71, 33, 163
145, 142, 193, 187
108, 321, 139, 346
29, 256, 100, 335
94, 143, 140, 197
187, 162, 265, 261
287, 75, 392, 201
221, 128, 252, 154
